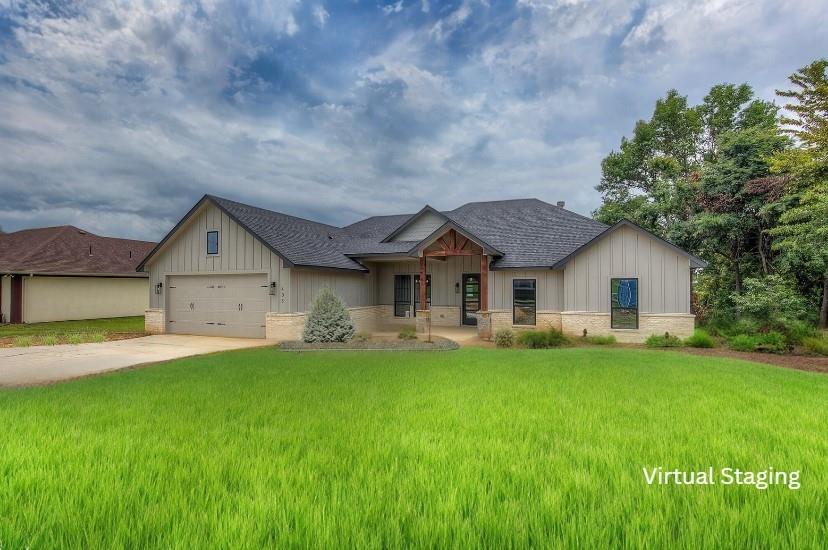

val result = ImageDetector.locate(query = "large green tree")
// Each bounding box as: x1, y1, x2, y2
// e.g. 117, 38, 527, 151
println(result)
770, 59, 828, 328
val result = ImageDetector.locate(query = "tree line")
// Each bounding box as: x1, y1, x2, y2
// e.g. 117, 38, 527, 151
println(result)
594, 59, 828, 330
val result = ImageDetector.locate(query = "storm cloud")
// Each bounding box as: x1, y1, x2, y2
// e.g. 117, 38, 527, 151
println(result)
0, 0, 825, 239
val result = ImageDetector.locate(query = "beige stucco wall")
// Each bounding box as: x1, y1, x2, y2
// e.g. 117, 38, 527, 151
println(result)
563, 224, 692, 314
0, 276, 10, 323
21, 276, 148, 323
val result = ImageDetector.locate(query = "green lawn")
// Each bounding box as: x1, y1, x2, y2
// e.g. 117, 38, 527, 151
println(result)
0, 316, 145, 344
1, 348, 826, 547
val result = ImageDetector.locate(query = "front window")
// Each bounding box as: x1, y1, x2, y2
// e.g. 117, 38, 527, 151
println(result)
611, 278, 638, 329
513, 279, 536, 325
207, 231, 219, 255
394, 275, 412, 317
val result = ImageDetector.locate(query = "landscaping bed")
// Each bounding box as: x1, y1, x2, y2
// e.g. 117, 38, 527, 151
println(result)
281, 336, 458, 351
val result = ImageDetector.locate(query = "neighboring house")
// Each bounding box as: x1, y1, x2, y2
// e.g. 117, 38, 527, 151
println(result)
0, 226, 155, 324
138, 195, 705, 342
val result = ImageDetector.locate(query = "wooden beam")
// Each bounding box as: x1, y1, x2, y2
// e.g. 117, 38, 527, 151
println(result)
424, 250, 477, 257
437, 237, 451, 251
456, 236, 469, 251
480, 254, 489, 312
419, 255, 428, 311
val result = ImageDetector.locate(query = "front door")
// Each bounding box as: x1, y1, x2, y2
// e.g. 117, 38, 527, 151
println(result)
462, 273, 480, 326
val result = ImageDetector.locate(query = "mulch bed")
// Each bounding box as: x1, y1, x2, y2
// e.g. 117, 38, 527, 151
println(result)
281, 337, 459, 351
680, 346, 828, 374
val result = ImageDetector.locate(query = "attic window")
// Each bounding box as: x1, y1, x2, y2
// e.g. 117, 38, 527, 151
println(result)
207, 231, 219, 255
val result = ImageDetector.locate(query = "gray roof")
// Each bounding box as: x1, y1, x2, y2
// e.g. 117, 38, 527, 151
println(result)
141, 194, 700, 273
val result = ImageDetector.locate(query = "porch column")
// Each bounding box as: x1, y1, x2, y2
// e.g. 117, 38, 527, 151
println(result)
480, 254, 489, 311
419, 255, 428, 310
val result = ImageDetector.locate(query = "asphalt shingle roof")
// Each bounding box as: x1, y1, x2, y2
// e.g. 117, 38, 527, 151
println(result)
0, 226, 155, 276
202, 195, 610, 271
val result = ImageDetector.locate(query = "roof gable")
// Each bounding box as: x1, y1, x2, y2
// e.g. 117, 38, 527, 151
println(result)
381, 205, 447, 242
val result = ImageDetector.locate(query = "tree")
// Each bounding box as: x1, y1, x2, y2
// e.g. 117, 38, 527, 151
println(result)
770, 59, 828, 328
302, 287, 356, 343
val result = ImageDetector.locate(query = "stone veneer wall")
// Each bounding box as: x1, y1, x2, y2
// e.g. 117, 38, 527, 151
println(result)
144, 309, 165, 334
266, 305, 390, 341
478, 310, 563, 340
560, 311, 695, 343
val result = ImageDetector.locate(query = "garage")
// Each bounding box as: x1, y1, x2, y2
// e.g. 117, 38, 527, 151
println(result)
167, 274, 268, 338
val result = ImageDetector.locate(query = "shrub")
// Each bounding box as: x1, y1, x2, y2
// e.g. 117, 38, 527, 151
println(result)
802, 336, 828, 356
583, 334, 616, 345
755, 331, 787, 354
778, 319, 817, 345
731, 275, 808, 330
302, 288, 356, 343
352, 331, 371, 343
41, 335, 59, 346
494, 329, 514, 348
398, 325, 417, 340
684, 329, 715, 348
14, 336, 33, 347
645, 332, 683, 348
729, 334, 758, 352
517, 328, 569, 349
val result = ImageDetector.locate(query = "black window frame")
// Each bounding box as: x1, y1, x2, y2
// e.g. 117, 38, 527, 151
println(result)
610, 277, 639, 329
512, 278, 536, 326
394, 274, 412, 317
206, 230, 219, 255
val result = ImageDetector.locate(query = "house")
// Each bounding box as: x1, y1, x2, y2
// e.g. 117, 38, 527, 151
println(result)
0, 226, 155, 324
137, 195, 705, 342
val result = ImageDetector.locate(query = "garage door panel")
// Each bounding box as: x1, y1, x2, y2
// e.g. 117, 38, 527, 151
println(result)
167, 274, 267, 338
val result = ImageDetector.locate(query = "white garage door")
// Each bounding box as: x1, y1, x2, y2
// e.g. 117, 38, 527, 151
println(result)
167, 274, 268, 338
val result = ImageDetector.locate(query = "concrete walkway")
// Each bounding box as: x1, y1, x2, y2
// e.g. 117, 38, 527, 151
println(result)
0, 335, 269, 387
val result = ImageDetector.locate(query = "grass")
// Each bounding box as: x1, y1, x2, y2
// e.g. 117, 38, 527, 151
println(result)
1, 348, 827, 547
0, 316, 144, 346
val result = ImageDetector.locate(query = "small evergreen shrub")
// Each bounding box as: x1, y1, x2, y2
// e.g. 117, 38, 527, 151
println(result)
583, 334, 617, 345
802, 336, 828, 356
645, 332, 683, 348
398, 325, 417, 340
729, 334, 758, 352
517, 328, 569, 348
494, 329, 514, 348
684, 329, 715, 348
755, 331, 787, 354
302, 287, 356, 343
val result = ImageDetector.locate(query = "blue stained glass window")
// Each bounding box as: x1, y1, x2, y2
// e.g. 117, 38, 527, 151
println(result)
611, 278, 638, 329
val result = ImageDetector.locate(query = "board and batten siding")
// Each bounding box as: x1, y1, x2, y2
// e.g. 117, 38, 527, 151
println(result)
390, 211, 445, 242
290, 269, 376, 312
563, 225, 691, 314
146, 203, 291, 313
489, 270, 564, 311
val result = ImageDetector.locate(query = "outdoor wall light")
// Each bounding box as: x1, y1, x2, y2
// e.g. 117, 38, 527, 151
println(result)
269, 281, 277, 295
455, 282, 460, 293
155, 282, 163, 295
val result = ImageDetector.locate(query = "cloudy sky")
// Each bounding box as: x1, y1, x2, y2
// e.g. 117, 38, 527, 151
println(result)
0, 0, 825, 240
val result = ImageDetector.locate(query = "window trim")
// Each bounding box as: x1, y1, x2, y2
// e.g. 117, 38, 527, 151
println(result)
206, 230, 220, 256
610, 277, 639, 330
512, 278, 537, 326
394, 274, 412, 318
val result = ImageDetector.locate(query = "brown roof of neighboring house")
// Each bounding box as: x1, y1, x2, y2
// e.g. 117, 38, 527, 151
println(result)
0, 225, 155, 277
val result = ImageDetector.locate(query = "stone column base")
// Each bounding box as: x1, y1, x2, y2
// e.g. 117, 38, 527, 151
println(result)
415, 310, 430, 333
476, 311, 492, 340
145, 309, 165, 334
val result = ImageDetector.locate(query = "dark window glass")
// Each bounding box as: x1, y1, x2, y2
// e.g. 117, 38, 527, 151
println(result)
207, 231, 219, 255
394, 275, 412, 317
413, 274, 431, 316
611, 278, 638, 329
513, 279, 536, 326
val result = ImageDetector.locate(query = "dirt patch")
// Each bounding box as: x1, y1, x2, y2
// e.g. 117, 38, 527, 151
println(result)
680, 346, 828, 374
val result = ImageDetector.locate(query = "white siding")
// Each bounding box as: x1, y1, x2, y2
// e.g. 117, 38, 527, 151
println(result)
391, 211, 445, 241
563, 225, 691, 313
146, 203, 292, 313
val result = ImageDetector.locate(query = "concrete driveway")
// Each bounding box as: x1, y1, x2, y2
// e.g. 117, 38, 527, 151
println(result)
0, 335, 269, 387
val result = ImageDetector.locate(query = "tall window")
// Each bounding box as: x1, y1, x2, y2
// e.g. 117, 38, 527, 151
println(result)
611, 278, 638, 329
413, 274, 431, 315
207, 231, 219, 255
513, 279, 536, 325
394, 275, 412, 317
